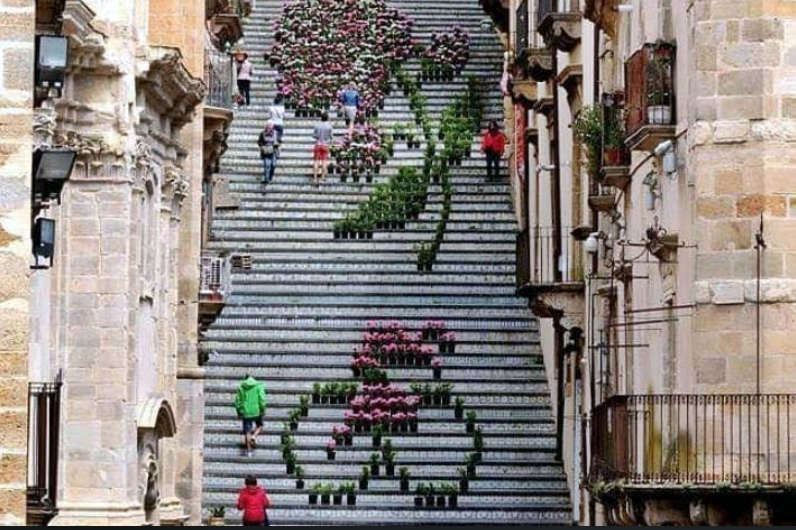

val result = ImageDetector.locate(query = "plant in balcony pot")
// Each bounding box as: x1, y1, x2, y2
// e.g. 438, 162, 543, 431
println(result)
466, 411, 477, 434
602, 108, 627, 167
399, 467, 411, 492
209, 506, 226, 526
369, 452, 381, 477
646, 51, 674, 125
574, 105, 603, 181
295, 465, 305, 490
454, 397, 465, 420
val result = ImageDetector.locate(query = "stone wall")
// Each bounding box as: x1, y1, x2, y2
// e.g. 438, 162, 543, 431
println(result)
691, 0, 796, 393
0, 0, 34, 525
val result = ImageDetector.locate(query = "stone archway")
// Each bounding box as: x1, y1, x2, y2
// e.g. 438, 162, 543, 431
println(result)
137, 399, 178, 525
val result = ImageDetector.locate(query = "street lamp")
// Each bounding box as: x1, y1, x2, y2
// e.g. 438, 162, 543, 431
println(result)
33, 148, 76, 204
32, 217, 56, 269
35, 35, 69, 91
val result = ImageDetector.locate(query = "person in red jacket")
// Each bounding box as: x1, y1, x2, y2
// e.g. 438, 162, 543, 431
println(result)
481, 120, 508, 181
237, 475, 271, 526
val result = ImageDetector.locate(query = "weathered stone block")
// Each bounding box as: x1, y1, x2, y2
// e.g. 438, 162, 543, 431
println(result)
736, 194, 786, 217
0, 310, 27, 351
0, 377, 26, 408
742, 18, 784, 42
714, 168, 744, 195
0, 411, 26, 448
718, 96, 764, 120
718, 70, 765, 97
720, 42, 781, 69
697, 197, 735, 219
710, 281, 746, 305
710, 220, 753, 250
2, 47, 32, 92
0, 489, 24, 518
696, 357, 727, 385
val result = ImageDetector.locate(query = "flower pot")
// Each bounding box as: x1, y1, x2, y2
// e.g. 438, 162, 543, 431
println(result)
455, 408, 464, 420
415, 497, 424, 507
410, 422, 418, 433
301, 406, 309, 417
209, 517, 225, 526
473, 452, 482, 463
352, 367, 361, 377
309, 494, 318, 505
437, 496, 446, 507
313, 394, 321, 405
459, 480, 469, 493
290, 421, 298, 432
603, 147, 625, 167
321, 495, 331, 505
327, 451, 336, 461
467, 423, 475, 434
347, 495, 356, 506
648, 105, 672, 125
433, 368, 442, 380
373, 436, 382, 448
425, 496, 435, 508
287, 462, 295, 475
449, 495, 458, 508
345, 434, 353, 447
333, 495, 343, 506
386, 464, 395, 477
359, 479, 369, 491
371, 464, 380, 477
297, 479, 305, 490
467, 464, 476, 478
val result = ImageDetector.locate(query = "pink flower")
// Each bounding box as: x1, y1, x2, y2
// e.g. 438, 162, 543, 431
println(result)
327, 440, 337, 452
441, 331, 457, 342
432, 357, 443, 368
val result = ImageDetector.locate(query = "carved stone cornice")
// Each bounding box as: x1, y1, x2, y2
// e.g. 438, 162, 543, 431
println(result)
164, 165, 189, 203
516, 47, 554, 83
137, 46, 207, 131
510, 78, 539, 107
33, 108, 57, 150
557, 64, 583, 108
62, 0, 120, 76
539, 12, 583, 53
533, 96, 555, 122
584, 0, 622, 40
52, 129, 128, 180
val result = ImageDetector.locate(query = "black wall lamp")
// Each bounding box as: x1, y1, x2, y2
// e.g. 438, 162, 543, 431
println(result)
33, 147, 76, 205
32, 217, 56, 269
35, 35, 69, 92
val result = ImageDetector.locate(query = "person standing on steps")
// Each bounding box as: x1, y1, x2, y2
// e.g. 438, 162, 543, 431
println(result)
339, 83, 361, 136
270, 95, 286, 144
235, 51, 253, 107
312, 111, 334, 186
237, 475, 271, 526
481, 119, 508, 182
258, 120, 280, 185
235, 375, 267, 457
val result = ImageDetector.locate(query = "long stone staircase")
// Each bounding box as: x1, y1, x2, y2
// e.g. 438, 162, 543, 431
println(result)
201, 0, 572, 524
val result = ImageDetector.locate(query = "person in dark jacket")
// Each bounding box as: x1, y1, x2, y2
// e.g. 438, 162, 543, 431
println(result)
237, 475, 271, 526
481, 120, 508, 181
258, 121, 279, 184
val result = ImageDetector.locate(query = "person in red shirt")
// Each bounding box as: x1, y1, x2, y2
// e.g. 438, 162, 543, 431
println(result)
237, 475, 271, 526
481, 120, 508, 181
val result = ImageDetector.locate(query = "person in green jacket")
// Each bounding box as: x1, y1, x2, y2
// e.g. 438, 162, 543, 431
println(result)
235, 375, 267, 456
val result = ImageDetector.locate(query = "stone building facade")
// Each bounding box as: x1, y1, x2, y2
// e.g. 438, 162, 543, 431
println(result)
0, 0, 241, 525
485, 0, 796, 525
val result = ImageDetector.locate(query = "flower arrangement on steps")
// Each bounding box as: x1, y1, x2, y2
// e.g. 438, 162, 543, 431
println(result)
270, 0, 415, 114
421, 27, 471, 82
330, 123, 389, 183
281, 321, 486, 508
417, 78, 484, 273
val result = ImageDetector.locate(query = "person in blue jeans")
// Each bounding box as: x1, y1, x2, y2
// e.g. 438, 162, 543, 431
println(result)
339, 83, 360, 136
258, 121, 279, 184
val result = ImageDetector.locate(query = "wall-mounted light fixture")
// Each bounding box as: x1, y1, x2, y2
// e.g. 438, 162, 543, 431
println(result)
35, 35, 69, 92
33, 147, 76, 205
32, 217, 56, 269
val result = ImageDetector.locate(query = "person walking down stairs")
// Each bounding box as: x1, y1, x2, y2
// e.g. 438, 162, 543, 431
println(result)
270, 95, 286, 144
237, 475, 272, 526
234, 375, 267, 457
258, 121, 280, 185
481, 119, 508, 182
312, 111, 334, 186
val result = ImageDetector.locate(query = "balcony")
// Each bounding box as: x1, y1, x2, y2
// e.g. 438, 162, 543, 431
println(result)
591, 394, 796, 525
515, 46, 554, 83
517, 227, 586, 325
625, 42, 677, 153
199, 253, 231, 333
537, 0, 582, 53
583, 0, 622, 39
27, 379, 62, 526
207, 0, 248, 49
589, 186, 617, 213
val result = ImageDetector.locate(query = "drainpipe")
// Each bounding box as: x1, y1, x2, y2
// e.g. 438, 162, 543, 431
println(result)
554, 318, 566, 461
551, 48, 563, 283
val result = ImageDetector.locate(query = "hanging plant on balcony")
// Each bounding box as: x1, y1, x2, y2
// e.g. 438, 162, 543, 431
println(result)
603, 105, 628, 167
573, 105, 604, 180
646, 41, 675, 125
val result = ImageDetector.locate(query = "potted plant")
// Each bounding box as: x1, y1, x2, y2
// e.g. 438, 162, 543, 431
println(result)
432, 357, 443, 380
343, 482, 357, 506
421, 384, 434, 406
574, 105, 603, 180
313, 383, 322, 404
466, 453, 478, 478
415, 484, 427, 507
473, 427, 484, 462
400, 467, 411, 492
286, 452, 297, 475
289, 409, 301, 432
384, 451, 396, 477
466, 411, 477, 434
425, 483, 436, 507
299, 395, 310, 417
454, 397, 465, 420
603, 106, 627, 167
646, 43, 674, 125
282, 435, 296, 460
333, 486, 344, 506
295, 466, 305, 490
372, 425, 384, 448
321, 484, 333, 506
327, 440, 337, 461
360, 466, 371, 491
436, 488, 447, 508
309, 484, 321, 505
208, 506, 226, 526
444, 484, 458, 507
369, 452, 381, 477
457, 467, 469, 493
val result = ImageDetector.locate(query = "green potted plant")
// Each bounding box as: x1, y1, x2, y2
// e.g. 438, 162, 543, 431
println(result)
400, 467, 411, 492
313, 383, 322, 404
466, 411, 477, 434
574, 105, 604, 180
436, 486, 447, 508
473, 427, 484, 462
321, 484, 333, 505
209, 506, 226, 526
285, 451, 297, 475
360, 466, 371, 491
425, 483, 436, 507
466, 453, 478, 478
289, 409, 302, 432
444, 483, 458, 507
603, 105, 627, 167
343, 482, 357, 506
646, 42, 675, 125
415, 484, 427, 507
455, 397, 465, 420
458, 467, 469, 493
372, 425, 384, 448
384, 450, 396, 477
369, 452, 381, 477
295, 465, 305, 490
309, 484, 321, 505
333, 485, 344, 506
299, 395, 310, 417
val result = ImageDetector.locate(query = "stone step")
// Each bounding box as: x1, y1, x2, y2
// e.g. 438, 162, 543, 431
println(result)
212, 305, 530, 319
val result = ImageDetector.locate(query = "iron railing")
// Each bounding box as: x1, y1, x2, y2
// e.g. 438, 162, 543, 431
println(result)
516, 0, 530, 57
532, 226, 583, 284
625, 42, 677, 139
517, 229, 531, 289
27, 378, 63, 526
205, 48, 234, 110
200, 253, 232, 302
592, 394, 796, 486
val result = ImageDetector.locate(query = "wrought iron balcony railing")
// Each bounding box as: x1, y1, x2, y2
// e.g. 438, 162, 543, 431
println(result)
592, 394, 796, 487
27, 378, 63, 526
625, 42, 677, 140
